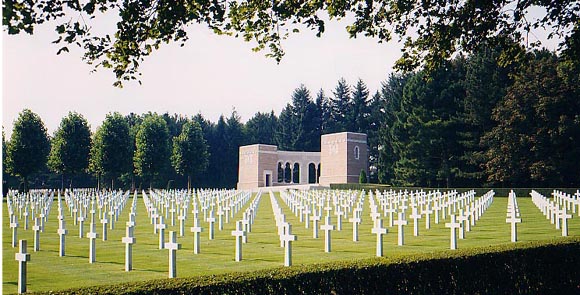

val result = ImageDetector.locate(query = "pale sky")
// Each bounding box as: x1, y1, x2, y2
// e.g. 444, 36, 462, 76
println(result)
2, 15, 401, 138
2, 8, 560, 139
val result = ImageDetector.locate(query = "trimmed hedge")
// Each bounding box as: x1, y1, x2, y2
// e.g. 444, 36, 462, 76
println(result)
30, 238, 580, 295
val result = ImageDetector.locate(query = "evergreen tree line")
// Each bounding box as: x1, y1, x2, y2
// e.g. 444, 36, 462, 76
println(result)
378, 48, 580, 188
4, 47, 579, 191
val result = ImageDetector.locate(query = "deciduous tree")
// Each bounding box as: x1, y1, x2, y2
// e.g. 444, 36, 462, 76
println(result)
171, 120, 209, 189
89, 112, 133, 189
5, 109, 50, 191
48, 112, 92, 189
134, 114, 170, 188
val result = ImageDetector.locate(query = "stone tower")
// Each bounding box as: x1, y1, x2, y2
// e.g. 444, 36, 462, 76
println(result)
319, 132, 368, 186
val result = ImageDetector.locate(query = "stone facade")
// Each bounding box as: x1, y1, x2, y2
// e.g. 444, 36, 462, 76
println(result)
237, 132, 368, 190
319, 132, 368, 186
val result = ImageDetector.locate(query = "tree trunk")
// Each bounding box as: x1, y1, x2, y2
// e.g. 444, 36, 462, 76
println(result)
61, 173, 64, 191
97, 174, 100, 191
188, 174, 191, 191
111, 177, 115, 190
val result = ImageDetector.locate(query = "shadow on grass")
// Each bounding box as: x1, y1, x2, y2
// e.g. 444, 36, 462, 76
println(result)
134, 268, 166, 274
97, 260, 125, 266
60, 254, 89, 259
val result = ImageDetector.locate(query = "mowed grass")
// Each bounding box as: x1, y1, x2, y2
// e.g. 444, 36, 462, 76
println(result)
3, 191, 580, 294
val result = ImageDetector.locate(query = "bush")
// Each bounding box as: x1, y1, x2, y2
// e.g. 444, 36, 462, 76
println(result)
359, 170, 367, 184
30, 238, 580, 295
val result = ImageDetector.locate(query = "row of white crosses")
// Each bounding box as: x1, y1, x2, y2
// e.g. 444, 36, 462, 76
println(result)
10, 188, 130, 293
552, 190, 580, 216
142, 190, 183, 278
506, 190, 522, 242
144, 189, 251, 241
7, 190, 55, 252
368, 193, 387, 256
270, 191, 297, 266
442, 190, 495, 250
142, 189, 255, 277
372, 189, 495, 250
69, 189, 131, 263
231, 191, 263, 262
39, 189, 129, 264
280, 189, 363, 252
7, 189, 55, 294
122, 192, 139, 271
64, 189, 130, 241
531, 190, 573, 236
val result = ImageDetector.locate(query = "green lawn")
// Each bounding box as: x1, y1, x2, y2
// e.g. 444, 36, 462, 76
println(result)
3, 190, 579, 294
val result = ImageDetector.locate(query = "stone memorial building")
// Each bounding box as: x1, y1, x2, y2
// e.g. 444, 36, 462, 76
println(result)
237, 132, 368, 190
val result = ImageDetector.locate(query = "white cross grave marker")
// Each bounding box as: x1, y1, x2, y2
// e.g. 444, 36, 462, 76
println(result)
371, 218, 388, 257
33, 217, 41, 252
423, 207, 433, 229
126, 212, 136, 228
157, 216, 167, 249
385, 204, 396, 227
506, 213, 521, 242
321, 215, 335, 252
457, 209, 467, 240
109, 210, 116, 230
335, 208, 343, 231
231, 220, 246, 262
280, 223, 297, 266
349, 215, 361, 242
190, 216, 203, 254
303, 206, 311, 229
394, 212, 407, 246
23, 208, 29, 230
122, 226, 136, 271
166, 231, 181, 278
178, 213, 186, 237
559, 209, 572, 237
445, 214, 461, 250
10, 215, 19, 248
57, 218, 68, 256
311, 214, 321, 239
87, 221, 99, 263
410, 207, 421, 236
207, 211, 216, 240
15, 240, 31, 294
217, 208, 225, 230
152, 210, 159, 234
101, 215, 109, 241
78, 215, 86, 238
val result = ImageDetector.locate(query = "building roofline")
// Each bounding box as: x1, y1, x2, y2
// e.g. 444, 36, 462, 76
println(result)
321, 132, 367, 137
240, 143, 278, 148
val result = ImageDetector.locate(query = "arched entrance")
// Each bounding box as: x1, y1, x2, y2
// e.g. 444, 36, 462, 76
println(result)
284, 163, 291, 183
308, 163, 316, 184
277, 162, 284, 183
292, 163, 300, 184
